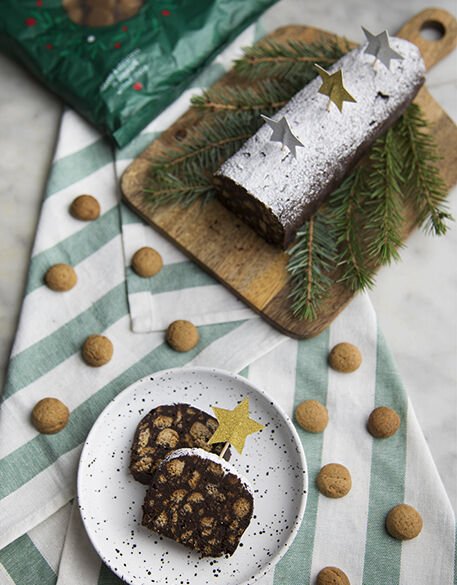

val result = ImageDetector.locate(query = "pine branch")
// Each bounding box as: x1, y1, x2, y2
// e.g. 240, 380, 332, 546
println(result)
395, 104, 453, 235
288, 212, 337, 320
234, 38, 348, 81
191, 79, 297, 114
149, 112, 261, 177
328, 167, 376, 291
144, 172, 215, 209
364, 130, 405, 264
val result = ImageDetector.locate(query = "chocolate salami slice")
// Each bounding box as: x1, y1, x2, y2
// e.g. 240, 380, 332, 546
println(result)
215, 37, 425, 248
129, 403, 229, 484
142, 448, 254, 557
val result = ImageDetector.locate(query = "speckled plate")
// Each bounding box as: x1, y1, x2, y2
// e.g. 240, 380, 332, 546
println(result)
77, 367, 307, 585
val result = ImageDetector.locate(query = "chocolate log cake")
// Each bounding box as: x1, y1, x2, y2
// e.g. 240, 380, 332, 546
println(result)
142, 448, 254, 557
129, 404, 229, 484
214, 38, 426, 248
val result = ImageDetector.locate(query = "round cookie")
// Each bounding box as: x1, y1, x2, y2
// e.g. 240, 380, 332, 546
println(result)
166, 320, 199, 352
368, 406, 400, 438
44, 264, 77, 292
316, 463, 352, 498
317, 566, 351, 585
82, 334, 113, 367
70, 194, 100, 221
328, 342, 362, 373
32, 398, 70, 434
131, 247, 163, 278
386, 504, 423, 540
295, 400, 328, 433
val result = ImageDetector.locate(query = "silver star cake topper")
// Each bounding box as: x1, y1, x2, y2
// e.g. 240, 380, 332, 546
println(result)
362, 27, 404, 69
260, 114, 304, 158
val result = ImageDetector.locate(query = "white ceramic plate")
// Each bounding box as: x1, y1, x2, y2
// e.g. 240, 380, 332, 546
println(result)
78, 367, 307, 585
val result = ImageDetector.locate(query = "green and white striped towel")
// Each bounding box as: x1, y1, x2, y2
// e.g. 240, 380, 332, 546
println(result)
0, 17, 455, 585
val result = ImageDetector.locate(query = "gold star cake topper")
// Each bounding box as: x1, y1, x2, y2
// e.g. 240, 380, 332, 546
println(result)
314, 64, 356, 112
208, 397, 264, 455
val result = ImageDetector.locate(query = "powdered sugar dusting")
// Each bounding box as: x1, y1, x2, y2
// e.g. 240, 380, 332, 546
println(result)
216, 37, 425, 230
163, 447, 254, 496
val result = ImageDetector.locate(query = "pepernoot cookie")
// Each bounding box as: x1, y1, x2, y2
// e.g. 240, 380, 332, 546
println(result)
328, 342, 362, 373
44, 263, 77, 292
368, 406, 401, 438
166, 320, 199, 352
317, 566, 351, 585
70, 194, 100, 221
32, 398, 70, 434
295, 400, 328, 433
316, 463, 352, 498
82, 334, 113, 367
131, 247, 163, 278
386, 504, 423, 540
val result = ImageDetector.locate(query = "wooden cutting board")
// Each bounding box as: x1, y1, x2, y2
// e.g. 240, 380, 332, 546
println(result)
121, 8, 457, 339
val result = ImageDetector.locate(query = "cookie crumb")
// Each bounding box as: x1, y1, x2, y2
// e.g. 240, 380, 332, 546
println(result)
386, 504, 422, 540
82, 334, 113, 367
316, 463, 352, 498
70, 194, 100, 221
166, 320, 199, 352
368, 406, 400, 438
295, 400, 328, 433
44, 264, 77, 292
328, 342, 362, 373
32, 398, 69, 434
131, 247, 163, 277
317, 566, 350, 585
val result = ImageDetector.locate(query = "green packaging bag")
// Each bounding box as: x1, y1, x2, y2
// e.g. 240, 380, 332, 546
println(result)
0, 0, 276, 147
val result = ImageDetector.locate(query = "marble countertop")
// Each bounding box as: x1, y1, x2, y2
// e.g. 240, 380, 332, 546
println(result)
0, 0, 455, 511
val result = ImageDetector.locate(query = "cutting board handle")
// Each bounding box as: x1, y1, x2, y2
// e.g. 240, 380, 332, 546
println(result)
396, 8, 457, 70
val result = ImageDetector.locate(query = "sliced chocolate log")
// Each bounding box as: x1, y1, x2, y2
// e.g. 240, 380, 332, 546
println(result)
214, 38, 426, 248
129, 403, 229, 484
142, 448, 254, 557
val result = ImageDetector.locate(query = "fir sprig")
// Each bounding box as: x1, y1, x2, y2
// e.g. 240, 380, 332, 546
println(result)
329, 167, 375, 291
395, 103, 452, 235
234, 38, 348, 81
147, 112, 261, 178
144, 172, 215, 209
364, 129, 405, 264
190, 79, 296, 114
288, 212, 337, 320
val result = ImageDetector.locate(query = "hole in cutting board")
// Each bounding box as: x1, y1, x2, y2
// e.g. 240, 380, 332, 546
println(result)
419, 20, 446, 41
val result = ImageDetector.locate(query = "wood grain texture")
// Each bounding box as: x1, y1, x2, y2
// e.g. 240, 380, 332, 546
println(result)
121, 8, 457, 339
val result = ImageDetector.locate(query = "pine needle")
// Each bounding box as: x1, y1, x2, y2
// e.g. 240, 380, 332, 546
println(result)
329, 168, 376, 291
149, 112, 261, 177
234, 38, 349, 82
191, 78, 296, 114
144, 172, 215, 209
288, 212, 337, 320
364, 130, 405, 264
395, 103, 453, 235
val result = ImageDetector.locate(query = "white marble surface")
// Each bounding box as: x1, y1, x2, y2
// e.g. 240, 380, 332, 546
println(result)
0, 0, 455, 512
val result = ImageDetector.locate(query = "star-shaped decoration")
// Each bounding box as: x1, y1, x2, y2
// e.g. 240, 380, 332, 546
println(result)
260, 114, 304, 158
314, 64, 357, 112
208, 397, 264, 455
362, 27, 404, 70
